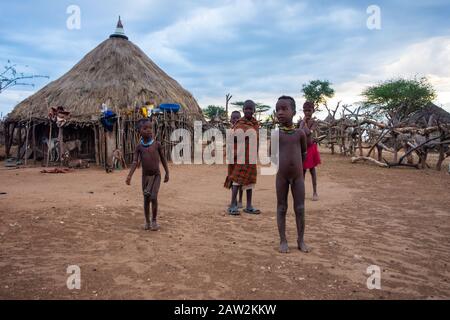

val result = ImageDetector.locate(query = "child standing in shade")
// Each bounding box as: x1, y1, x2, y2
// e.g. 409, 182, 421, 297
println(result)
298, 101, 321, 201
126, 118, 169, 231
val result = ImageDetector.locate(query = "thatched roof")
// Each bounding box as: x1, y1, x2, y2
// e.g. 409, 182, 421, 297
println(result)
407, 103, 450, 126
8, 20, 203, 123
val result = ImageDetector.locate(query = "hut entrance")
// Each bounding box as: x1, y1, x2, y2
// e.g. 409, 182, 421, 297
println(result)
63, 125, 96, 161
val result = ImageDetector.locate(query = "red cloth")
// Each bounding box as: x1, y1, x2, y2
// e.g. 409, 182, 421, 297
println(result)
303, 143, 321, 169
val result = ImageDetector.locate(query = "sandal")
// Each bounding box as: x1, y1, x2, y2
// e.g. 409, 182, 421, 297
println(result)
150, 221, 160, 231
244, 207, 261, 215
227, 206, 240, 216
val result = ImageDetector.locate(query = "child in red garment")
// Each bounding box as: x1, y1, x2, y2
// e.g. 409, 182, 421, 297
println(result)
298, 101, 321, 201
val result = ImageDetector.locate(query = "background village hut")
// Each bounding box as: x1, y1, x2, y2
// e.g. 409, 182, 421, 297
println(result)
3, 18, 203, 168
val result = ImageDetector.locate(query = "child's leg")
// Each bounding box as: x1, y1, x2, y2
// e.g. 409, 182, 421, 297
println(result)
310, 168, 318, 200
143, 195, 151, 230
246, 189, 252, 209
150, 198, 160, 231
230, 185, 240, 207
292, 178, 310, 252
276, 174, 289, 253
151, 198, 158, 221
238, 187, 243, 208
244, 189, 260, 213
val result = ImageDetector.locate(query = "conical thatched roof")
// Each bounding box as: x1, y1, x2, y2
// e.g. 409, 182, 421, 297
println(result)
407, 103, 450, 126
8, 21, 203, 123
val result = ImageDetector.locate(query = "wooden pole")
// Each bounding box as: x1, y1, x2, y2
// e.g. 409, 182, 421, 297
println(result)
46, 122, 52, 167
58, 126, 64, 166
24, 112, 31, 165
225, 93, 232, 122
17, 126, 22, 160
4, 122, 10, 158
104, 128, 108, 171
32, 121, 36, 164
94, 125, 100, 166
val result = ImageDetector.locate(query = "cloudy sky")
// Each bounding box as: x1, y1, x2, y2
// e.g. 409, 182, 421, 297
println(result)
1, 0, 449, 119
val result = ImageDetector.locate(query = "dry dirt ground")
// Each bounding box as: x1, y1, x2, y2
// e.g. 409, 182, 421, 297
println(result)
0, 151, 449, 300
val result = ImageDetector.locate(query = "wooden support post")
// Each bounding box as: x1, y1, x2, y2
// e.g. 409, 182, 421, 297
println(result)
17, 126, 22, 160
24, 113, 31, 165
46, 122, 53, 167
436, 145, 445, 171
5, 122, 14, 159
32, 121, 36, 164
58, 126, 64, 166
4, 122, 10, 158
94, 125, 100, 166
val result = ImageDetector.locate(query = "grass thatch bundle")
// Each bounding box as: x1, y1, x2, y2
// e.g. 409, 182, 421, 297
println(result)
8, 31, 203, 123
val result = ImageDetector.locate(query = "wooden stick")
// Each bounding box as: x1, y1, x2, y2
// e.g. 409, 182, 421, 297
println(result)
94, 125, 99, 166
17, 126, 22, 160
24, 112, 31, 165
32, 120, 36, 165
351, 156, 389, 167
5, 122, 11, 158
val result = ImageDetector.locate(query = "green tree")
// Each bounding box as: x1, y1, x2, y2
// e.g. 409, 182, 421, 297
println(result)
203, 105, 227, 120
301, 80, 335, 108
255, 103, 271, 120
230, 101, 245, 109
230, 101, 271, 119
361, 77, 436, 123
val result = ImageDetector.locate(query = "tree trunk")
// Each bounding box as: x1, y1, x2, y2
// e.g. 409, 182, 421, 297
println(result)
392, 133, 398, 163
377, 145, 383, 162
420, 150, 428, 169
436, 146, 445, 171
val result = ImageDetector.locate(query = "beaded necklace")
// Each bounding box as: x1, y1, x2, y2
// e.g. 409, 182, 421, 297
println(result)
140, 138, 154, 147
279, 124, 296, 134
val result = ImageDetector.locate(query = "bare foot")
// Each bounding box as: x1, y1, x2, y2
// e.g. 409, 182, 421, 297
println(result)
150, 221, 160, 231
312, 193, 319, 201
144, 223, 151, 231
237, 202, 243, 209
279, 241, 289, 253
298, 240, 310, 253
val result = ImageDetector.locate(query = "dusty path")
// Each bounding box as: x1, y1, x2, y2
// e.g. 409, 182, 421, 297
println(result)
0, 152, 449, 299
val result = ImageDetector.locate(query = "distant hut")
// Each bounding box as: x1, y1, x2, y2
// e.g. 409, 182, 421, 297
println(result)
407, 103, 450, 127
4, 17, 203, 166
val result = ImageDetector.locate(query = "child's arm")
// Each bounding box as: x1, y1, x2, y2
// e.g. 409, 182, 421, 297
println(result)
126, 147, 140, 185
158, 142, 170, 183
299, 130, 307, 162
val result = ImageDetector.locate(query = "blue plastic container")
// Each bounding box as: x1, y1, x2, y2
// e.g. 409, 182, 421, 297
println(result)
159, 103, 181, 113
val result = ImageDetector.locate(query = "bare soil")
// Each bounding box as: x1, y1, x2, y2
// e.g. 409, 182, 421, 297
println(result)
0, 150, 449, 299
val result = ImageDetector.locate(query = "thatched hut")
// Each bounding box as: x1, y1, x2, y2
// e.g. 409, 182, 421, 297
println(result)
407, 103, 450, 127
4, 18, 203, 166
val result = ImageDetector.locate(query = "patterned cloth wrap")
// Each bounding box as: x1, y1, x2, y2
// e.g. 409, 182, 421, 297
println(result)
224, 117, 259, 189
